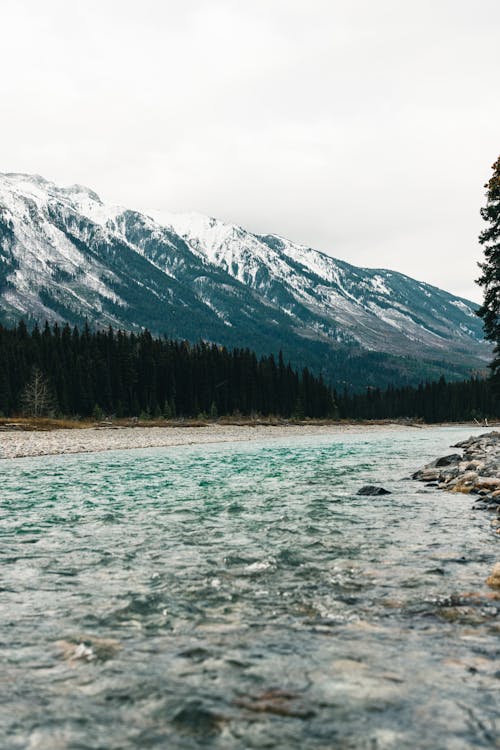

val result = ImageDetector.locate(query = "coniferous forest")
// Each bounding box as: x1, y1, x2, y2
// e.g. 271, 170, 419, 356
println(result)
336, 377, 499, 423
0, 321, 498, 422
0, 322, 336, 419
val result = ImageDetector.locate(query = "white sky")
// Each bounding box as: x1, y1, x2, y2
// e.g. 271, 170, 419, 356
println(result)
1, 0, 499, 302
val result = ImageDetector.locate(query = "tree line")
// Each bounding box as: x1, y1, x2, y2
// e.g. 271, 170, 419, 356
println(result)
0, 320, 498, 423
0, 321, 336, 419
335, 376, 499, 423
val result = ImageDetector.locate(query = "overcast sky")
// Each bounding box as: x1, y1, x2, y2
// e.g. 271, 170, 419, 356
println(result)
1, 0, 499, 301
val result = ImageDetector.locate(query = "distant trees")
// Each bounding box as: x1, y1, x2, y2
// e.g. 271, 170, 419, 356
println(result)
336, 377, 499, 422
477, 155, 500, 385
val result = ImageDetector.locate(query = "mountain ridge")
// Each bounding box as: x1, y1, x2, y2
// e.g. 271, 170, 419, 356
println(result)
0, 172, 490, 390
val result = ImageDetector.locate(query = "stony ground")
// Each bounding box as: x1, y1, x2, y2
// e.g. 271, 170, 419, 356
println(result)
0, 422, 413, 460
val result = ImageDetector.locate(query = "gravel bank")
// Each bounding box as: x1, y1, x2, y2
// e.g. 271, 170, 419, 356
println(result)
0, 422, 416, 460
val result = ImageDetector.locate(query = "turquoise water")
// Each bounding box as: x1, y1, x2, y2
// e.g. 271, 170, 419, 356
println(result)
1, 426, 499, 749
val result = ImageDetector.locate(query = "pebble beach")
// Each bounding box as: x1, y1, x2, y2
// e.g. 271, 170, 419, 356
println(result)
0, 421, 417, 460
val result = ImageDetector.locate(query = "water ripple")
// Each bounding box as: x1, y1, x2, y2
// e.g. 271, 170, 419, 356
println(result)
1, 426, 498, 749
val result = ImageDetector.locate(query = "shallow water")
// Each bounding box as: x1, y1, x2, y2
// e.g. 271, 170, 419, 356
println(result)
1, 426, 499, 749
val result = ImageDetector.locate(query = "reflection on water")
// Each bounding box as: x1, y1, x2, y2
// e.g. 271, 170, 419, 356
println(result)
1, 426, 499, 749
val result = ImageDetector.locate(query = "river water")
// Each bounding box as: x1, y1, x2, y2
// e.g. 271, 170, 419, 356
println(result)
1, 426, 499, 749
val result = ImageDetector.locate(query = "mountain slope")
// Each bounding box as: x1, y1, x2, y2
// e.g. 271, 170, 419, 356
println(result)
0, 172, 490, 389
150, 210, 484, 362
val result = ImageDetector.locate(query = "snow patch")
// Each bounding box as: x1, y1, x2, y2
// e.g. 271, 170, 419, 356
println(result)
450, 299, 476, 318
371, 275, 390, 295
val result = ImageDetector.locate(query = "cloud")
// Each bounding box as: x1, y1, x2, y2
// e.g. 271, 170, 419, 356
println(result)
1, 0, 499, 302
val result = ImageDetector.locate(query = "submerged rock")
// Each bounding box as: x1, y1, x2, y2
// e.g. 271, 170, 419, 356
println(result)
234, 689, 315, 719
57, 636, 121, 663
486, 563, 500, 590
357, 485, 392, 496
172, 701, 223, 737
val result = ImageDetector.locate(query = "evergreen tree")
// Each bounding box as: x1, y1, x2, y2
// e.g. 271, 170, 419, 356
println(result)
477, 155, 500, 384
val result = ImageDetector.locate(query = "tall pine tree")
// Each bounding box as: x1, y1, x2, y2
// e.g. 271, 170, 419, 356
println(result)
477, 155, 500, 385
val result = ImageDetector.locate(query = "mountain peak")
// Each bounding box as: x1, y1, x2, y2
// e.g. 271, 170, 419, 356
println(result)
0, 172, 125, 227
144, 210, 248, 266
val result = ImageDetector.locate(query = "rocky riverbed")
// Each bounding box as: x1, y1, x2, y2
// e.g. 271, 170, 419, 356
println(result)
413, 431, 500, 538
0, 422, 416, 460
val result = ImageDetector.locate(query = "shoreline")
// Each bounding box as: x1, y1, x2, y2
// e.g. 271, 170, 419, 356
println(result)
0, 420, 455, 461
413, 431, 500, 538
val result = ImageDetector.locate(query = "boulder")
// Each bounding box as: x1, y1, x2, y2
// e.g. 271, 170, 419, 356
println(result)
461, 470, 479, 482
451, 484, 473, 494
486, 563, 500, 590
476, 477, 500, 490
357, 485, 392, 496
435, 454, 462, 467
418, 470, 440, 481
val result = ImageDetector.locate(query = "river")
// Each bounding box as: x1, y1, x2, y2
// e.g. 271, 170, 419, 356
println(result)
1, 426, 498, 749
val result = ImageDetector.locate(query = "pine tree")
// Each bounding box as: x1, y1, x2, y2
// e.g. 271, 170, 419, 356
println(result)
477, 155, 500, 384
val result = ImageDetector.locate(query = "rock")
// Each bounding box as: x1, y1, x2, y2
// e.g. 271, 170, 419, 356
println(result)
233, 689, 315, 719
417, 470, 440, 481
476, 477, 500, 490
461, 470, 479, 482
57, 636, 121, 663
451, 484, 473, 494
172, 702, 223, 737
436, 454, 462, 467
486, 563, 500, 590
412, 468, 439, 480
357, 485, 392, 496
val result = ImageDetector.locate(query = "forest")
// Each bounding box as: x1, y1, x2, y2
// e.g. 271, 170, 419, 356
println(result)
335, 377, 499, 423
0, 321, 336, 419
0, 321, 498, 422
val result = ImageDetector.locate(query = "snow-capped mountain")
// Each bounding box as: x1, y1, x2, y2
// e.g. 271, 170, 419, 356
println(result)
0, 172, 490, 389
